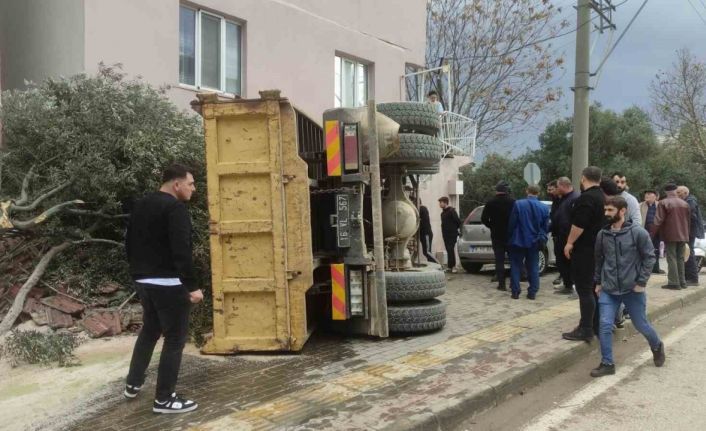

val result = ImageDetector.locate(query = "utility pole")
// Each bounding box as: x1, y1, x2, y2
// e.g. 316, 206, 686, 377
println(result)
571, 0, 615, 189
571, 0, 591, 190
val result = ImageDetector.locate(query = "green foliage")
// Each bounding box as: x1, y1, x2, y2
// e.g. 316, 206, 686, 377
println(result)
1, 330, 81, 367
1, 65, 214, 340
463, 104, 706, 213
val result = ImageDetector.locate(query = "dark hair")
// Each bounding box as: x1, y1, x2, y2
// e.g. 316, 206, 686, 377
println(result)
438, 196, 450, 204
527, 185, 541, 195
162, 164, 191, 183
582, 166, 602, 183
644, 189, 658, 196
664, 183, 678, 192
606, 195, 628, 211
427, 90, 439, 97
611, 171, 625, 179
600, 176, 621, 196
547, 180, 558, 188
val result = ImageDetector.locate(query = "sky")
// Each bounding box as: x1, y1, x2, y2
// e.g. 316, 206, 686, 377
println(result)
482, 0, 706, 159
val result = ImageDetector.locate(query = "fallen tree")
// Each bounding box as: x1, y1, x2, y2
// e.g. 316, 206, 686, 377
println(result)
0, 64, 211, 337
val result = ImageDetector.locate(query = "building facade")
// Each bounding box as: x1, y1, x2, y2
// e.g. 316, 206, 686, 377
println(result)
0, 0, 468, 265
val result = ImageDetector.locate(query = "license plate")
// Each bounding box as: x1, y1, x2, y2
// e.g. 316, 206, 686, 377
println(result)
336, 194, 350, 248
470, 246, 492, 253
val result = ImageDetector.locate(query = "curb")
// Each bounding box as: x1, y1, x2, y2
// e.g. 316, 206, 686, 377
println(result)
400, 286, 706, 431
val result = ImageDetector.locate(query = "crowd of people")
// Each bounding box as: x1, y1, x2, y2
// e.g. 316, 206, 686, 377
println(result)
432, 166, 705, 377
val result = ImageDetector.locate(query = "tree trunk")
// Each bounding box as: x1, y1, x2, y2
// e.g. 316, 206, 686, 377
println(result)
0, 241, 72, 336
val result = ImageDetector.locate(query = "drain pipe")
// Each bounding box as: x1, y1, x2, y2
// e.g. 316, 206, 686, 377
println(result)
367, 100, 389, 338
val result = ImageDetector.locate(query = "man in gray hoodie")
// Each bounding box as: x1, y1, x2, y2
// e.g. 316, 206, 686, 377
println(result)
591, 196, 666, 377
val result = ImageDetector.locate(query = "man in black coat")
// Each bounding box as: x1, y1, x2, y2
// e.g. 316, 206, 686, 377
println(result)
418, 204, 438, 264
552, 177, 580, 295
481, 181, 515, 290
439, 196, 462, 273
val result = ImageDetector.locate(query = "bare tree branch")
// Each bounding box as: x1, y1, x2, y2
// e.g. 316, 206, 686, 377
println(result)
14, 165, 36, 206
0, 241, 73, 336
11, 179, 74, 212
67, 209, 129, 219
10, 199, 84, 230
72, 238, 124, 247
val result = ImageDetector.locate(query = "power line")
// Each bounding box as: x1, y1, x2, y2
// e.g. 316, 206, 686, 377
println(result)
687, 0, 706, 26
593, 0, 649, 76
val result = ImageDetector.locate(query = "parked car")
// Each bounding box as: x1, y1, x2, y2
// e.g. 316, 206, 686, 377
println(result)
457, 202, 556, 275
694, 236, 706, 271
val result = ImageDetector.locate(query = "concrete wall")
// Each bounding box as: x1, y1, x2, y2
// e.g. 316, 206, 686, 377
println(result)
0, 0, 85, 90
82, 0, 427, 119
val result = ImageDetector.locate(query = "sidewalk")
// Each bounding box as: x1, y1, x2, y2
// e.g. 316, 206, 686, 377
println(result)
38, 268, 706, 430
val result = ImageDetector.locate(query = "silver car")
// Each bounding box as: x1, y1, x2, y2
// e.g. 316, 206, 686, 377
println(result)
457, 201, 556, 274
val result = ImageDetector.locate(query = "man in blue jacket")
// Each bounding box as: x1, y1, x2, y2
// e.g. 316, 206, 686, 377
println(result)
507, 185, 550, 299
591, 196, 665, 377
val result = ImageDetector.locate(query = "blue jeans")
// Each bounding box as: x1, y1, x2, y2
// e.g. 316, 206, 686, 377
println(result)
510, 246, 539, 295
598, 291, 661, 365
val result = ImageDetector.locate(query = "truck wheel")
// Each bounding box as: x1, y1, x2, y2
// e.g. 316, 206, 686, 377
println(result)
382, 133, 444, 165
461, 262, 483, 273
388, 299, 447, 334
386, 264, 446, 302
377, 102, 441, 136
407, 164, 440, 175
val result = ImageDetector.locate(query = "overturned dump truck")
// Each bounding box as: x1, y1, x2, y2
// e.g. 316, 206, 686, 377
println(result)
195, 90, 447, 353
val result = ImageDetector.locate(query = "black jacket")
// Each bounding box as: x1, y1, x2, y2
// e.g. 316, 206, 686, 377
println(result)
419, 206, 433, 236
441, 206, 462, 239
569, 185, 605, 251
481, 194, 515, 242
552, 190, 580, 237
126, 191, 197, 291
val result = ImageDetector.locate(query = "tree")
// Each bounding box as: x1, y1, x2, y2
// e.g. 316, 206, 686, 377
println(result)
0, 65, 210, 336
459, 153, 528, 217
425, 0, 568, 147
650, 48, 706, 163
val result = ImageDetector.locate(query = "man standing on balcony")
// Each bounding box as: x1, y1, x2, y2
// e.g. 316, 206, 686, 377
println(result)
427, 90, 445, 114
481, 181, 515, 291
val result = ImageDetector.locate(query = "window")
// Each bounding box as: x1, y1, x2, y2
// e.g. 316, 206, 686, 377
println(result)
179, 6, 242, 95
334, 55, 368, 108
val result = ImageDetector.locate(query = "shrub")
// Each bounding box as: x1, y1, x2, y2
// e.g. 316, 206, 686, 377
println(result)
1, 330, 81, 367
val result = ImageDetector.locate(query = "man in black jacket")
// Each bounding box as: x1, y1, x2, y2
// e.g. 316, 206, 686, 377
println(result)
418, 204, 438, 264
124, 164, 202, 414
562, 166, 606, 342
439, 196, 462, 273
553, 177, 580, 295
481, 181, 515, 290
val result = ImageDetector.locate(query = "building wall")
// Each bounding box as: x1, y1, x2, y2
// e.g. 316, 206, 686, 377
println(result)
83, 0, 427, 119
0, 0, 85, 90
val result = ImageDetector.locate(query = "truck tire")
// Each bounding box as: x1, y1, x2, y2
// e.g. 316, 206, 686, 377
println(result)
377, 102, 441, 136
386, 265, 446, 302
461, 262, 483, 273
382, 133, 444, 165
407, 164, 440, 175
388, 299, 447, 334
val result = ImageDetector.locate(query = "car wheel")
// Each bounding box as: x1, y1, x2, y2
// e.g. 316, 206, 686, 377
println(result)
538, 249, 548, 276
461, 262, 483, 273
387, 299, 447, 334
696, 256, 704, 272
385, 264, 446, 302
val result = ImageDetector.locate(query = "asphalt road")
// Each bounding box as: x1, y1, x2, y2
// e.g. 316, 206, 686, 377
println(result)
457, 294, 706, 431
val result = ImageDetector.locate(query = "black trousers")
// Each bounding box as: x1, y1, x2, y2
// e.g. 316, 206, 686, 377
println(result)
571, 247, 595, 331
554, 235, 572, 289
126, 283, 191, 400
491, 239, 508, 285
443, 235, 458, 269
420, 232, 438, 263
651, 234, 662, 273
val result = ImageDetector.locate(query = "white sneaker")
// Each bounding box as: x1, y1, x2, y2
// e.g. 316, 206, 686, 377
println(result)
451, 267, 458, 273
153, 393, 198, 414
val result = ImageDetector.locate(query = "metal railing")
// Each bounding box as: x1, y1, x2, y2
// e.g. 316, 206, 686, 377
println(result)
439, 111, 477, 159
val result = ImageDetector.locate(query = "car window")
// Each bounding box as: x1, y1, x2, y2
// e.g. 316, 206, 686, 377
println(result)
464, 206, 483, 224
